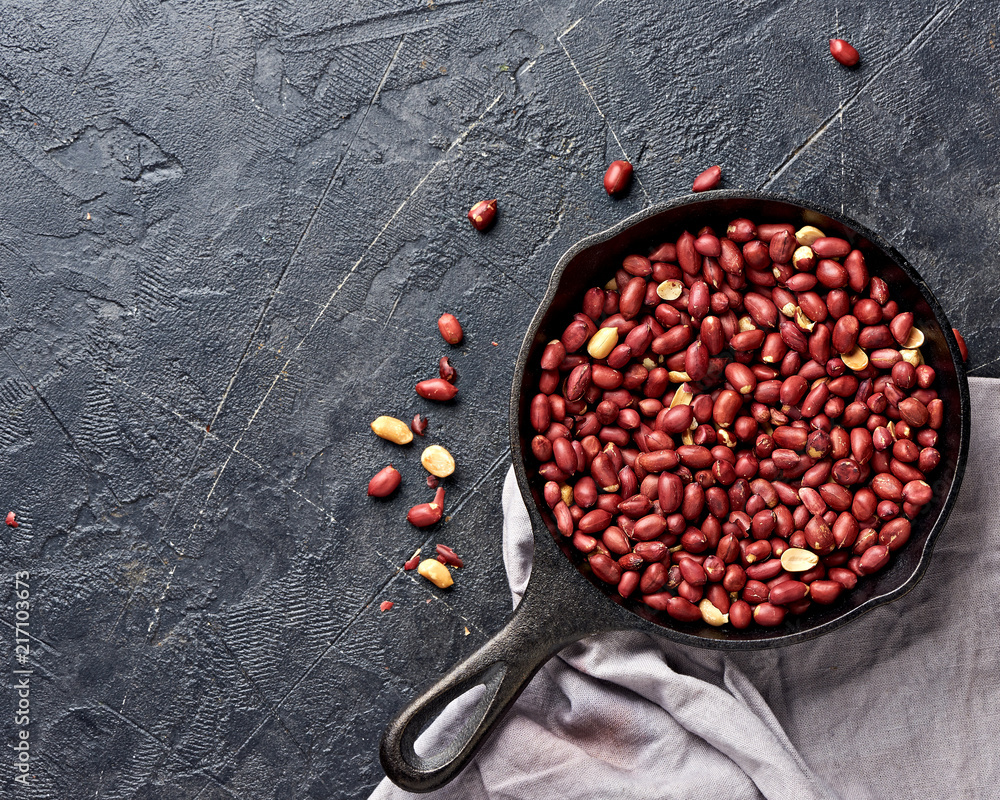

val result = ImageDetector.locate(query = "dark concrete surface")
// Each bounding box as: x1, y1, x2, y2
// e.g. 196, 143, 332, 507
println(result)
0, 1, 996, 797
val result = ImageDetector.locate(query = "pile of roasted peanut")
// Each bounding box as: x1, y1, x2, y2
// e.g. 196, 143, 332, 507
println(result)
531, 218, 945, 629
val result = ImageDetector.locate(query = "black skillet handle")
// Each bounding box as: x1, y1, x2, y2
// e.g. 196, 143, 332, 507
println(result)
379, 579, 605, 793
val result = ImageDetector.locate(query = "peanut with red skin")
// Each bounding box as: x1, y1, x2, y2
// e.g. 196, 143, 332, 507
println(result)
436, 544, 464, 568
416, 378, 458, 402
467, 200, 497, 231
368, 465, 402, 497
829, 38, 860, 67
603, 160, 633, 196
438, 313, 464, 344
407, 487, 446, 528
692, 165, 722, 192
411, 413, 428, 436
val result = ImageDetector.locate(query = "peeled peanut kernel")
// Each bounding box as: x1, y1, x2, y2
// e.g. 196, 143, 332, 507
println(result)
902, 327, 925, 349
669, 371, 692, 383
371, 415, 414, 445
587, 327, 619, 359
780, 547, 820, 572
656, 280, 683, 301
792, 245, 815, 270
681, 428, 695, 445
421, 444, 456, 477
901, 348, 923, 367
560, 483, 574, 506
795, 225, 825, 245
670, 383, 694, 407
841, 346, 869, 371
795, 307, 817, 332
417, 558, 454, 589
699, 598, 729, 626
738, 315, 756, 332
642, 357, 657, 370
604, 277, 618, 291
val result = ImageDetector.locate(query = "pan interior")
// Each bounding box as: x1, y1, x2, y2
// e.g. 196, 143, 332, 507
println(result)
511, 193, 969, 647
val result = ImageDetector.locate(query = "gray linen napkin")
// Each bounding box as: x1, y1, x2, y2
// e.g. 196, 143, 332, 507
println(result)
373, 377, 1000, 800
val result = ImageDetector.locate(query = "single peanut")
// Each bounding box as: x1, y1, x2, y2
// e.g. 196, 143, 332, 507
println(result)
439, 356, 458, 383
829, 38, 860, 67
421, 445, 456, 478
416, 378, 459, 401
656, 279, 684, 301
436, 543, 464, 567
896, 325, 923, 349
437, 313, 464, 344
587, 327, 619, 359
467, 199, 497, 231
840, 345, 869, 371
368, 465, 402, 497
794, 225, 825, 246
692, 165, 722, 192
603, 160, 633, 196
371, 416, 414, 445
792, 245, 816, 272
780, 548, 819, 572
417, 557, 454, 588
699, 598, 729, 626
407, 487, 446, 528
411, 413, 428, 436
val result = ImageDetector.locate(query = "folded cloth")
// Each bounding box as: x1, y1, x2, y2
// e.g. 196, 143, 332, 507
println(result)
373, 377, 1000, 800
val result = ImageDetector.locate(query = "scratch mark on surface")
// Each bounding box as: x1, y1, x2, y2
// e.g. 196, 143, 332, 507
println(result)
102, 368, 338, 523
761, 1, 963, 188
284, 0, 477, 47
540, 2, 651, 203
190, 581, 389, 797
208, 626, 311, 758
198, 92, 506, 503
96, 702, 172, 751
146, 563, 177, 638
0, 345, 126, 508
969, 353, 999, 375
92, 703, 248, 799
195, 524, 493, 793
559, 0, 608, 38
381, 287, 405, 330
80, 0, 129, 78
0, 617, 62, 656
439, 448, 511, 520
492, 265, 540, 301
207, 36, 405, 433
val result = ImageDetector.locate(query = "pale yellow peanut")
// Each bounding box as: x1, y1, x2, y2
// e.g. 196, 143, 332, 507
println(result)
371, 416, 413, 445
699, 598, 728, 626
587, 327, 619, 359
841, 346, 869, 371
794, 225, 825, 245
902, 328, 925, 349
780, 548, 820, 572
417, 558, 454, 589
421, 445, 455, 477
656, 279, 683, 301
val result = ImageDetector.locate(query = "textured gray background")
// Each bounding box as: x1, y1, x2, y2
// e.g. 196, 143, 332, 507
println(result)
0, 1, 996, 798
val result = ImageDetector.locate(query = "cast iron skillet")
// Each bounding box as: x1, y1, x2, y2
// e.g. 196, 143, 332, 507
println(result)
380, 192, 970, 793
